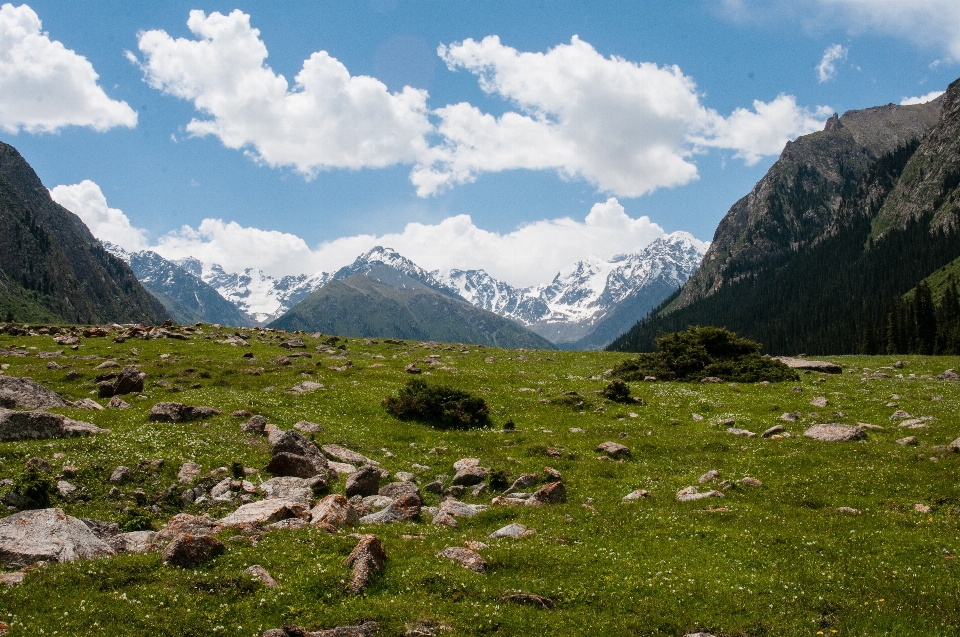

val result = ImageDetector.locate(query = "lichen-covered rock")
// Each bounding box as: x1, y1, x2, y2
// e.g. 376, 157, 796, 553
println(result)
378, 481, 420, 499
0, 408, 107, 442
98, 367, 145, 398
0, 508, 114, 568
596, 441, 630, 458
310, 494, 359, 528
451, 466, 487, 486
804, 424, 866, 442
108, 531, 157, 554
0, 376, 67, 409
322, 444, 376, 465
244, 564, 279, 588
526, 481, 567, 506
437, 546, 486, 573
155, 514, 222, 543
161, 533, 224, 568
346, 465, 381, 498
489, 523, 534, 539
259, 476, 323, 507
359, 493, 421, 524
344, 534, 386, 594
220, 499, 309, 527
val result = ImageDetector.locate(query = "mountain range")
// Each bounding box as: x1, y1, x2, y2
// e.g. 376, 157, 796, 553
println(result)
611, 78, 960, 355
103, 238, 706, 349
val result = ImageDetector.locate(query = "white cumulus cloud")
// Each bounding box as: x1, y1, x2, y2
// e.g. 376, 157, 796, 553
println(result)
136, 11, 828, 199
49, 180, 148, 251
817, 44, 848, 82
135, 9, 432, 175
900, 90, 945, 105
0, 3, 136, 133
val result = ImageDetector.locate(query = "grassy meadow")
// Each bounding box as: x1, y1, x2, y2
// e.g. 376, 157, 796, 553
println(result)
1, 326, 959, 636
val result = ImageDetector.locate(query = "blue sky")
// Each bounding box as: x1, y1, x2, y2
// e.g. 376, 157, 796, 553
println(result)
2, 1, 957, 285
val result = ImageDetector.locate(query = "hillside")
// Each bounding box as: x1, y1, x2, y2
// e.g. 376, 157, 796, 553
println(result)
0, 142, 168, 325
611, 80, 960, 355
269, 272, 556, 349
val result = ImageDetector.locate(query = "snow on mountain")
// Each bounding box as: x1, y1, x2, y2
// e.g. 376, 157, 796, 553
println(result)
436, 231, 708, 345
333, 246, 462, 297
181, 261, 333, 325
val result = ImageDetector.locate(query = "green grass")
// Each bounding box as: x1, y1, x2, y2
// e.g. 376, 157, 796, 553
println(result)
2, 327, 960, 635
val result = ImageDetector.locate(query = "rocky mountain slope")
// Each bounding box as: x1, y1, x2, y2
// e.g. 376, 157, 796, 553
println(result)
104, 243, 252, 327
611, 79, 960, 355
269, 271, 556, 349
0, 141, 168, 325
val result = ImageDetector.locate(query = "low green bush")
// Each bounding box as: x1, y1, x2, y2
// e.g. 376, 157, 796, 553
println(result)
382, 378, 490, 429
117, 507, 154, 532
601, 378, 633, 402
12, 464, 56, 509
612, 326, 798, 382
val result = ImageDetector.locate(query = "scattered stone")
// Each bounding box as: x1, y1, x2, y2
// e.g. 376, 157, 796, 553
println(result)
346, 465, 382, 498
405, 364, 422, 374
0, 376, 67, 409
676, 487, 725, 502
452, 465, 488, 486
692, 413, 704, 422
311, 494, 359, 528
948, 437, 960, 452
622, 489, 649, 501
109, 531, 157, 554
241, 415, 267, 434
161, 533, 224, 568
727, 427, 756, 438
595, 441, 630, 458
344, 534, 386, 594
740, 477, 763, 487
259, 476, 323, 507
775, 357, 842, 374
394, 471, 415, 482
857, 423, 884, 431
914, 503, 932, 514
896, 436, 918, 446
328, 461, 357, 476
177, 462, 202, 484
810, 396, 828, 408
109, 466, 132, 483
280, 337, 306, 349
99, 366, 146, 398
780, 412, 800, 423
489, 523, 534, 539
363, 495, 395, 511
936, 369, 960, 381
323, 444, 376, 466
437, 546, 486, 573
698, 470, 721, 484
424, 480, 444, 494
266, 430, 330, 479
526, 481, 567, 506
220, 499, 309, 527
762, 425, 786, 438
701, 377, 722, 384
0, 508, 114, 567
0, 571, 26, 586
106, 396, 131, 409
803, 424, 866, 442
231, 409, 253, 418
155, 514, 222, 543
0, 408, 106, 441
359, 493, 421, 524
148, 402, 220, 423
453, 458, 481, 471
293, 420, 323, 434
899, 417, 936, 429
836, 507, 861, 515
289, 381, 323, 395
379, 481, 420, 499
56, 480, 77, 497
543, 467, 563, 482
245, 564, 279, 588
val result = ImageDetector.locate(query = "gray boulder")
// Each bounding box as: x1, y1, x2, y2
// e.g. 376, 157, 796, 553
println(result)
451, 466, 488, 486
804, 424, 866, 442
378, 481, 420, 499
0, 408, 108, 442
346, 465, 381, 498
0, 508, 114, 568
0, 376, 67, 409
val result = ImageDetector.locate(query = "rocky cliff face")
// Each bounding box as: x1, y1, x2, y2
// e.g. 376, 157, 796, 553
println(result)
675, 97, 942, 309
0, 141, 168, 324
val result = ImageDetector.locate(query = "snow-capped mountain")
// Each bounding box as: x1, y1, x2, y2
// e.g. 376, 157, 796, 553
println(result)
333, 246, 462, 298
437, 232, 709, 347
174, 259, 332, 325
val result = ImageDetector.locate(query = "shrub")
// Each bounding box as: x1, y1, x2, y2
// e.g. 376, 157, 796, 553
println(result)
382, 379, 490, 430
12, 465, 56, 509
601, 379, 633, 403
488, 469, 510, 491
612, 326, 797, 383
229, 462, 245, 479
502, 419, 516, 431
117, 507, 154, 532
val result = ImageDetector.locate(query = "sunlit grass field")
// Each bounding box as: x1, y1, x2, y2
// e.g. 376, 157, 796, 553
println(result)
1, 326, 959, 636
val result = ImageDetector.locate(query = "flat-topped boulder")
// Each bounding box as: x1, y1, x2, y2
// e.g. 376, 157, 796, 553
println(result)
804, 424, 867, 442
0, 508, 114, 568
322, 444, 376, 466
0, 376, 67, 409
220, 499, 309, 527
0, 408, 108, 442
774, 357, 842, 374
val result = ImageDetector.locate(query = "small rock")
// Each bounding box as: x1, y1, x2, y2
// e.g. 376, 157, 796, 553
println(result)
810, 397, 828, 408
676, 486, 724, 502
379, 481, 420, 499
701, 377, 722, 384
219, 499, 309, 527
896, 436, 918, 446
762, 425, 786, 438
740, 477, 762, 487
106, 396, 131, 409
622, 489, 649, 501
394, 471, 416, 482
500, 593, 555, 609
259, 476, 321, 507
109, 531, 157, 554
452, 458, 481, 471
780, 412, 800, 423
322, 444, 376, 466
346, 465, 382, 498
489, 523, 534, 539
293, 420, 323, 434
161, 533, 224, 568
244, 564, 279, 588
240, 415, 267, 434
727, 427, 756, 437
698, 470, 720, 484
526, 481, 567, 506
405, 364, 422, 374
437, 546, 486, 573
310, 494, 359, 528
109, 466, 132, 483
692, 413, 704, 422
595, 441, 630, 458
890, 409, 911, 420
178, 461, 202, 484
344, 534, 386, 593
452, 466, 488, 486
56, 480, 77, 497
803, 424, 866, 442
836, 507, 861, 515
358, 493, 421, 524
914, 503, 932, 514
